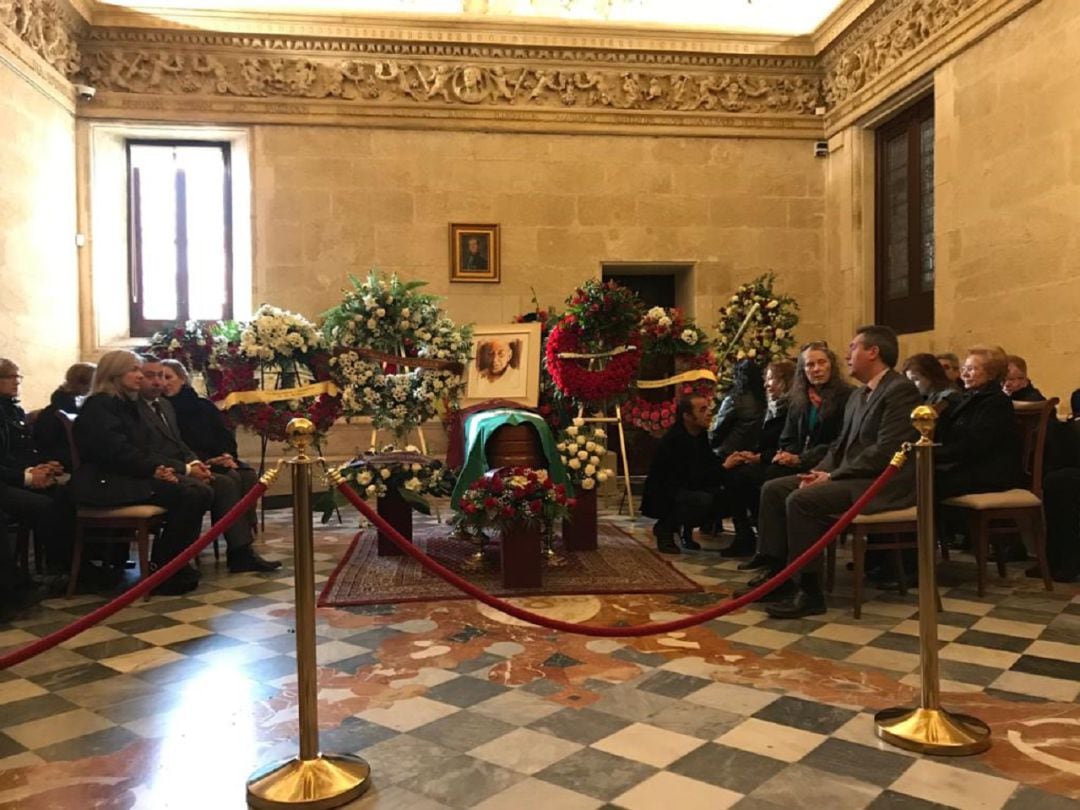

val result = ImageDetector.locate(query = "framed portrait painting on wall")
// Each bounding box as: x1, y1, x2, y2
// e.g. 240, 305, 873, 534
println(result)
463, 322, 541, 407
450, 223, 500, 283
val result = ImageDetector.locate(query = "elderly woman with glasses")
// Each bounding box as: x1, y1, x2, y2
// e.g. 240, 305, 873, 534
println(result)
72, 350, 213, 596
0, 358, 75, 608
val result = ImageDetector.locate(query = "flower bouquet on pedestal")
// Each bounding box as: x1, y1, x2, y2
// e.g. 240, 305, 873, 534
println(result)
714, 272, 799, 387
556, 418, 611, 551
320, 445, 454, 556
452, 467, 573, 588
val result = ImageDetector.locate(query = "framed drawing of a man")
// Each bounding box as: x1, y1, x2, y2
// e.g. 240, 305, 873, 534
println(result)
463, 322, 541, 407
450, 223, 500, 283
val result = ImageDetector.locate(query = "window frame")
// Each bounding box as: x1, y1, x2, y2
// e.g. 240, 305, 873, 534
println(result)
125, 139, 235, 337
874, 94, 935, 335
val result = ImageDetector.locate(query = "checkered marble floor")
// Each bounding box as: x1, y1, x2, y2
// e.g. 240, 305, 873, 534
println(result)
0, 503, 1078, 809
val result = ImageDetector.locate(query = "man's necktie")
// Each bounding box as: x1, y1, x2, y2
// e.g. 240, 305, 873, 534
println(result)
151, 400, 169, 426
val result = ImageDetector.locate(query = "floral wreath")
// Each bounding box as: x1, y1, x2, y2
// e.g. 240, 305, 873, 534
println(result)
316, 446, 455, 522
208, 305, 343, 443
556, 418, 611, 491
544, 279, 643, 408
623, 307, 717, 433
714, 272, 799, 385
511, 293, 572, 428
452, 467, 573, 534
321, 271, 471, 438
147, 320, 219, 376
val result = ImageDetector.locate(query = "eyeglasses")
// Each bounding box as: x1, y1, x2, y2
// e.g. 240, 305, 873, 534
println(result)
0, 374, 23, 381
800, 341, 828, 352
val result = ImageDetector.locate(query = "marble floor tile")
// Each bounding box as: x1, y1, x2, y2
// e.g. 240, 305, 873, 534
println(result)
98, 645, 186, 674
536, 747, 657, 802
937, 644, 1021, 670
588, 683, 678, 723
615, 770, 743, 810
470, 689, 563, 726
684, 681, 782, 716
667, 741, 786, 794
988, 670, 1080, 702
726, 626, 802, 650
592, 721, 705, 768
411, 710, 518, 752
1022, 639, 1080, 664
969, 617, 1045, 639
400, 754, 525, 807
0, 678, 48, 707
355, 734, 460, 787
941, 598, 996, 616
749, 763, 882, 810
810, 623, 886, 646
646, 700, 743, 740
715, 718, 827, 763
472, 777, 602, 809
468, 727, 582, 774
343, 784, 452, 810
4, 709, 114, 750
799, 738, 915, 787
891, 619, 964, 641
133, 623, 212, 647
528, 707, 633, 745
356, 696, 460, 732
889, 758, 1017, 810
752, 696, 857, 735
844, 646, 921, 673
423, 674, 510, 708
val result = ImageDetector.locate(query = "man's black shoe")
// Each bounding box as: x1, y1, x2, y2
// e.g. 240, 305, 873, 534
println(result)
737, 553, 771, 571
734, 578, 794, 603
682, 537, 702, 551
653, 523, 680, 554
228, 547, 283, 573
151, 565, 200, 596
745, 568, 780, 588
765, 589, 827, 619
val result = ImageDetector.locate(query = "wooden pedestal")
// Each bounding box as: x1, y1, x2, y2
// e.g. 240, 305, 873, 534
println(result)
499, 521, 543, 588
376, 491, 413, 556
562, 488, 598, 551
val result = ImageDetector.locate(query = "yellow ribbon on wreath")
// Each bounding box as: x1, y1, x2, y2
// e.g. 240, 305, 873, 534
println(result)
634, 368, 718, 390
215, 381, 341, 411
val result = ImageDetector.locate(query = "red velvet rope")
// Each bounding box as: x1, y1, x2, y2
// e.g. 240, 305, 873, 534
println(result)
0, 481, 269, 671
334, 461, 903, 637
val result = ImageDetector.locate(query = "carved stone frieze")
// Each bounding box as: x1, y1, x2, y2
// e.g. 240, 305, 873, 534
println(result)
76, 44, 824, 117
820, 0, 976, 108
0, 0, 81, 77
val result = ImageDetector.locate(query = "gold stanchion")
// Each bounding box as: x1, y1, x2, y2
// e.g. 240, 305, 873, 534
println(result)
246, 419, 371, 809
874, 406, 991, 756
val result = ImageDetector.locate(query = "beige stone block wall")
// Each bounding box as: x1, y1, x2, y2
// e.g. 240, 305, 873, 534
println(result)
927, 0, 1080, 405
251, 128, 827, 344
0, 60, 79, 409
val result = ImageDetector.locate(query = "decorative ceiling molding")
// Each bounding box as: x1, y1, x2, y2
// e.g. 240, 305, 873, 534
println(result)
0, 0, 1051, 137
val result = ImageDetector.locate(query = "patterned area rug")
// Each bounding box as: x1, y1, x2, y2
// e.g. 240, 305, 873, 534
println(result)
317, 522, 701, 607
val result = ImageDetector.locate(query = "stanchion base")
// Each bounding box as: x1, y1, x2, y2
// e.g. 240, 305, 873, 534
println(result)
246, 754, 371, 810
874, 707, 991, 756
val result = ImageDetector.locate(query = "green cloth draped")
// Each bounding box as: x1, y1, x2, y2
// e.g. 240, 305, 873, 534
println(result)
450, 409, 571, 507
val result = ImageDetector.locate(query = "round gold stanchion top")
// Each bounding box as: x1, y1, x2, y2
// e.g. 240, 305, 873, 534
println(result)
911, 404, 938, 444
286, 418, 317, 456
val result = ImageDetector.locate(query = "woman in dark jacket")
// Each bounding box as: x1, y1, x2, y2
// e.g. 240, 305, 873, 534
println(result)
736, 342, 853, 571
73, 351, 211, 595
720, 359, 795, 558
773, 342, 853, 474
161, 360, 259, 533
32, 362, 96, 471
903, 353, 961, 411
935, 348, 1021, 498
709, 359, 766, 460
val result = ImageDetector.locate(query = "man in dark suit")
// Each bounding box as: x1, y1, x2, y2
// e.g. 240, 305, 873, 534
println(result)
751, 325, 920, 618
641, 395, 723, 554
139, 356, 279, 573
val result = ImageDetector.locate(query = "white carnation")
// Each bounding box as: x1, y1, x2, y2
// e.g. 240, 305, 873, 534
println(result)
680, 329, 698, 345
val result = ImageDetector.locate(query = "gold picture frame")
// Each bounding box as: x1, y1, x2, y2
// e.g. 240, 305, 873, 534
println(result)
462, 322, 542, 407
450, 223, 500, 283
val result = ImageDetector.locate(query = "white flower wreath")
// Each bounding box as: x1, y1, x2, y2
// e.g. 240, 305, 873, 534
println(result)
239, 304, 323, 364
322, 272, 471, 437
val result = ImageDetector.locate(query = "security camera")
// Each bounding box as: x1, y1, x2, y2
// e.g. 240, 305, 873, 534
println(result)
813, 140, 829, 158
74, 84, 96, 101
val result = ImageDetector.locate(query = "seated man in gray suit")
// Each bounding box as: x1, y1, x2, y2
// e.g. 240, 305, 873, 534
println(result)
748, 325, 920, 618
139, 355, 280, 573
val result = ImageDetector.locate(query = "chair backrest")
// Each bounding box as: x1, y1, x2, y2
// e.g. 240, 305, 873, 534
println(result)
56, 410, 80, 470
1013, 398, 1058, 498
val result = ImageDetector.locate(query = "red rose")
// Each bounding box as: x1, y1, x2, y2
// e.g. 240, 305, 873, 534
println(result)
528, 500, 542, 513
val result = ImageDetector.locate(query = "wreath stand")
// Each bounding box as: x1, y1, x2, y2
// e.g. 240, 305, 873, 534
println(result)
555, 348, 636, 518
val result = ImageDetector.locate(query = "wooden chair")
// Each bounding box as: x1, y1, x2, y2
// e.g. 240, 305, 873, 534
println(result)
940, 399, 1057, 596
6, 518, 35, 574
55, 412, 167, 600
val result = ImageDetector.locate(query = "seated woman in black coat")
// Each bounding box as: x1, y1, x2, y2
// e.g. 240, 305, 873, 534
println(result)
903, 353, 961, 410
0, 357, 75, 592
709, 359, 766, 460
936, 347, 1022, 499
73, 351, 212, 596
719, 359, 795, 558
738, 342, 853, 571
32, 362, 96, 471
161, 360, 259, 536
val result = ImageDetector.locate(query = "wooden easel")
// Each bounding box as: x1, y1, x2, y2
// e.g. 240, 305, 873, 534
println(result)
575, 403, 634, 518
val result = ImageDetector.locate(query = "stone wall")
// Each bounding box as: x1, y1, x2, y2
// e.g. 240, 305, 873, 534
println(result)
252, 127, 827, 341
914, 0, 1080, 404
0, 57, 79, 409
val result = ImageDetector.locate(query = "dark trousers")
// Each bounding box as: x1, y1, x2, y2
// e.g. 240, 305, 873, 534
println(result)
207, 469, 256, 552
148, 478, 213, 565
0, 483, 74, 573
1044, 467, 1080, 573
759, 474, 882, 576
656, 489, 718, 534
726, 463, 791, 531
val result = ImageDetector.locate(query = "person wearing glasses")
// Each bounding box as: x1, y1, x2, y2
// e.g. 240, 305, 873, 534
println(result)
1002, 355, 1046, 403
750, 326, 920, 618
0, 358, 75, 615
